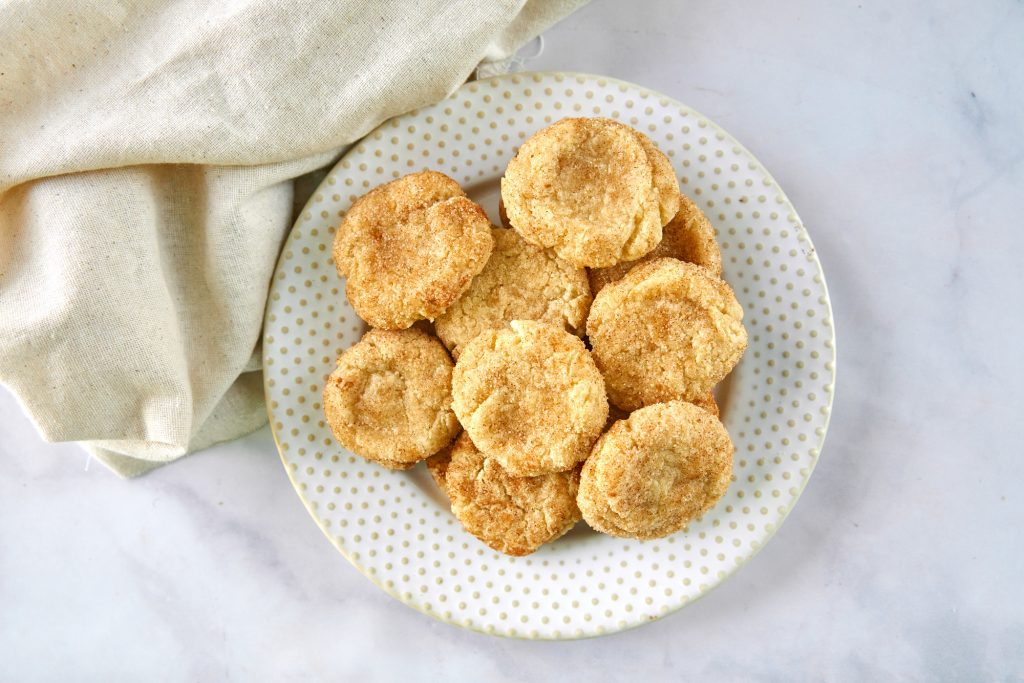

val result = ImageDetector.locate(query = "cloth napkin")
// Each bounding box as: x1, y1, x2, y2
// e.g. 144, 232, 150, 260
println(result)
0, 0, 586, 477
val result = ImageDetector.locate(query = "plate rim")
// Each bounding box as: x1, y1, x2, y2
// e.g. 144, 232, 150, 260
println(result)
262, 70, 838, 640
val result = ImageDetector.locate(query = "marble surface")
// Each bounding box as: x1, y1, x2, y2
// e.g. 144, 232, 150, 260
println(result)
2, 0, 1022, 679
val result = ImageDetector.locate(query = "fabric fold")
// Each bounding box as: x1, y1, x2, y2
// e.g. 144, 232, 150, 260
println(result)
0, 0, 588, 477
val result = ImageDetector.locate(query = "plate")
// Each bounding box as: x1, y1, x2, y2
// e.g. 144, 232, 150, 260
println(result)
263, 72, 836, 639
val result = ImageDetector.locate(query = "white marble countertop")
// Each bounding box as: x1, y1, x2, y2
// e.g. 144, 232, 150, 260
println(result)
3, 1, 1022, 679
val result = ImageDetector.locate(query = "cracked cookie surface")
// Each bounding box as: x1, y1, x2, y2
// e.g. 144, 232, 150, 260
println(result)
445, 433, 581, 556
451, 320, 607, 476
323, 328, 460, 469
501, 118, 680, 268
333, 170, 493, 329
435, 228, 592, 358
588, 193, 722, 294
587, 258, 747, 411
578, 401, 733, 540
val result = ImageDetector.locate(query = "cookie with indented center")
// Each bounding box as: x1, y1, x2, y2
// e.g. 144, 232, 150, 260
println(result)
587, 258, 746, 411
452, 320, 608, 477
323, 328, 460, 469
333, 170, 493, 329
578, 401, 733, 540
445, 433, 581, 556
501, 118, 680, 268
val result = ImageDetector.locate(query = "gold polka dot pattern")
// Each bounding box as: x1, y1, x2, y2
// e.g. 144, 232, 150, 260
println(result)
263, 72, 837, 640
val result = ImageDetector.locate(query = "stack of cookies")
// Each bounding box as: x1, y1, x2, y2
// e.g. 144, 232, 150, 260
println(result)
323, 118, 747, 556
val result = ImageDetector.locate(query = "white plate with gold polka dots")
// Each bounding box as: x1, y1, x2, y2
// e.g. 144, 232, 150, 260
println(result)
263, 71, 836, 639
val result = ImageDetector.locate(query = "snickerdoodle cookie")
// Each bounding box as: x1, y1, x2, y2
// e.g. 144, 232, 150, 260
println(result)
604, 390, 718, 428
435, 228, 592, 358
587, 258, 746, 411
498, 196, 512, 229
588, 193, 722, 294
501, 118, 680, 268
690, 391, 720, 418
426, 447, 452, 492
333, 171, 493, 329
578, 401, 733, 540
323, 328, 460, 469
451, 320, 608, 477
444, 433, 581, 556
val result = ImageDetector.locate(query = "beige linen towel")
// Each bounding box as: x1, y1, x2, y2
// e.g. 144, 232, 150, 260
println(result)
0, 0, 586, 477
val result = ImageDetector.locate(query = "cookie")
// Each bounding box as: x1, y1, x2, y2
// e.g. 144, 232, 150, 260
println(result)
578, 401, 734, 540
426, 447, 452, 492
333, 170, 493, 329
690, 391, 720, 418
451, 320, 608, 477
501, 118, 680, 268
635, 129, 683, 225
588, 193, 722, 294
607, 391, 719, 423
435, 228, 592, 358
605, 403, 631, 429
587, 258, 746, 411
445, 433, 581, 556
498, 196, 512, 229
323, 328, 460, 469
